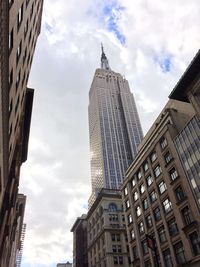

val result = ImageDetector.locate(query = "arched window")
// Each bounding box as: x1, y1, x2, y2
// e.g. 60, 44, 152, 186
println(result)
108, 203, 117, 212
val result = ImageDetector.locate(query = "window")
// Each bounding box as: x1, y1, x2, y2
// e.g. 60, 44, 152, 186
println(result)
158, 226, 166, 243
164, 151, 172, 164
16, 41, 22, 63
173, 241, 186, 264
143, 162, 149, 172
181, 206, 193, 225
9, 0, 14, 8
113, 255, 123, 265
160, 137, 167, 150
132, 177, 136, 187
169, 167, 178, 181
163, 198, 172, 214
143, 198, 149, 210
112, 245, 121, 253
9, 69, 13, 88
24, 19, 28, 37
16, 70, 21, 89
138, 221, 144, 234
144, 260, 151, 267
146, 175, 153, 187
163, 248, 173, 267
128, 214, 132, 224
125, 200, 130, 210
158, 181, 167, 194
154, 165, 162, 177
124, 187, 128, 196
137, 170, 142, 180
132, 246, 138, 260
133, 191, 139, 201
111, 233, 120, 242
167, 218, 179, 236
150, 151, 157, 162
17, 4, 23, 28
130, 229, 135, 240
109, 214, 118, 221
189, 232, 200, 256
153, 206, 161, 221
150, 191, 157, 203
175, 186, 185, 202
108, 203, 117, 212
146, 215, 153, 228
136, 206, 142, 217
140, 183, 145, 194
9, 29, 13, 52
142, 239, 148, 254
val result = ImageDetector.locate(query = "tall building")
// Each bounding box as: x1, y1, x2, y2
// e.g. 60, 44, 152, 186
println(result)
121, 100, 200, 267
88, 45, 143, 206
0, 0, 43, 265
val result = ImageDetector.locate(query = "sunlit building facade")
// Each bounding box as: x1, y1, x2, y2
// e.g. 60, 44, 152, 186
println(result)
88, 46, 143, 207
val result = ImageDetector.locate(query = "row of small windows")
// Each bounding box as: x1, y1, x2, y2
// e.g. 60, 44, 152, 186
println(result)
124, 165, 178, 198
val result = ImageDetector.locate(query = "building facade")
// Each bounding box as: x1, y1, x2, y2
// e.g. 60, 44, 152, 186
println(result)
88, 46, 143, 207
87, 189, 130, 267
0, 0, 43, 265
121, 100, 200, 267
71, 214, 88, 267
169, 50, 200, 212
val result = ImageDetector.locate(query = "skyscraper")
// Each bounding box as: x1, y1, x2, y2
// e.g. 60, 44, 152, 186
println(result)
0, 0, 43, 265
88, 45, 143, 206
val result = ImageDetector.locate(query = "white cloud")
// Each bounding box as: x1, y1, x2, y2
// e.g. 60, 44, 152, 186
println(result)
20, 0, 200, 265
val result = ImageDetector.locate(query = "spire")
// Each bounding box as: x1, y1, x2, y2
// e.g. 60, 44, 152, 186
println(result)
101, 43, 111, 70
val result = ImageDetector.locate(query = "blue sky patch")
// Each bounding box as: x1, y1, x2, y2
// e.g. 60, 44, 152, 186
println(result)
154, 54, 172, 73
102, 1, 126, 44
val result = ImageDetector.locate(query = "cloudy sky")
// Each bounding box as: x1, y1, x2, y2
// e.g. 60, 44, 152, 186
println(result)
20, 0, 200, 266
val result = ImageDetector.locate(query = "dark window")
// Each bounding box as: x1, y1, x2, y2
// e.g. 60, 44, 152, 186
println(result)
169, 167, 178, 181
142, 239, 148, 254
158, 181, 167, 194
109, 203, 117, 212
146, 215, 153, 228
150, 190, 157, 203
173, 241, 186, 264
167, 218, 179, 236
158, 226, 166, 243
24, 19, 28, 38
189, 232, 200, 256
163, 198, 172, 214
181, 206, 193, 225
132, 246, 138, 260
144, 260, 151, 267
153, 206, 161, 221
163, 248, 173, 267
175, 186, 185, 202
9, 69, 13, 88
160, 137, 167, 150
143, 198, 149, 210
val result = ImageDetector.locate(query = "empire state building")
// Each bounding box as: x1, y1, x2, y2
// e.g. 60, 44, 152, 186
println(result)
88, 45, 143, 206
